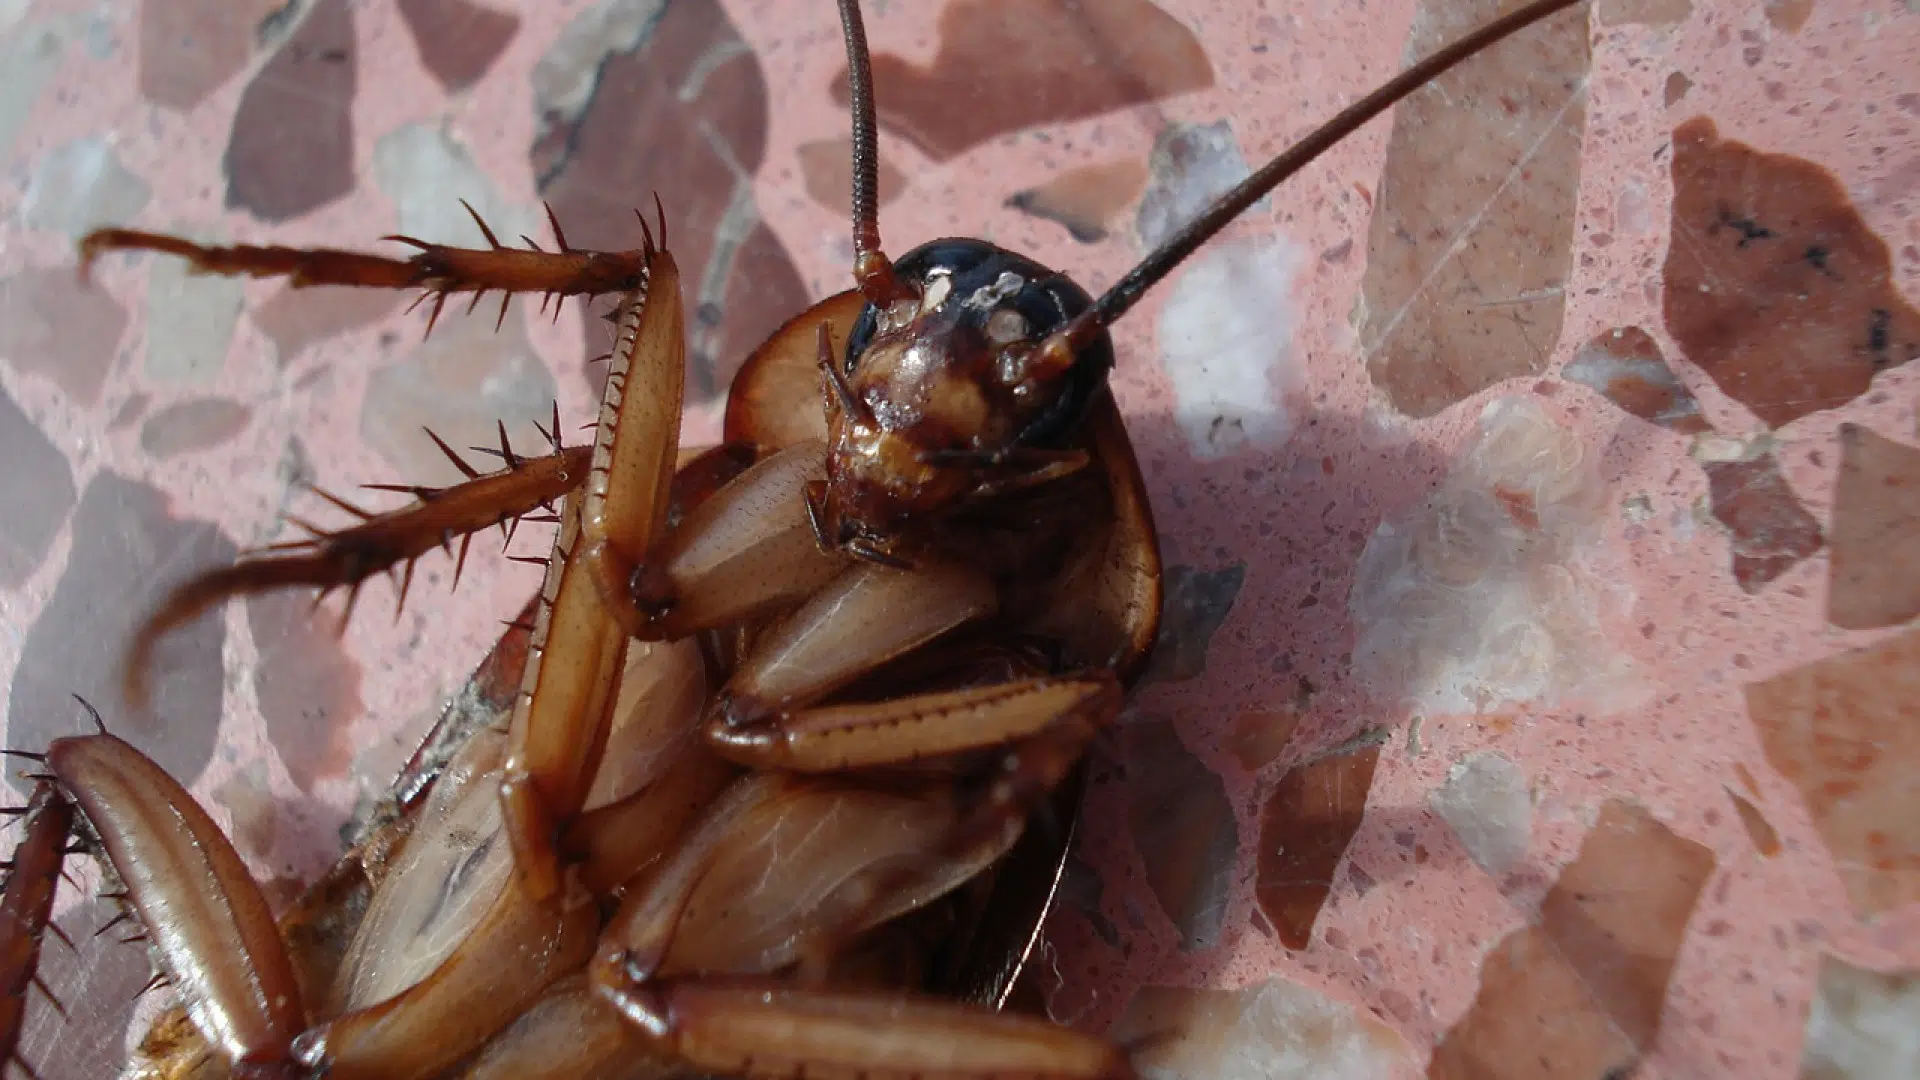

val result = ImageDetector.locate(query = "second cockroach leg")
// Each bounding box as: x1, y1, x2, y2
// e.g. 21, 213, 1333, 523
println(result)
495, 237, 691, 903
0, 779, 76, 1079
123, 440, 591, 708
607, 977, 1135, 1080
44, 733, 308, 1077
85, 202, 671, 711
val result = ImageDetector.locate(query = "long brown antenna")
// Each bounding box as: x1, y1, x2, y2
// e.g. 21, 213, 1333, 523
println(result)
837, 0, 911, 307
1038, 0, 1589, 364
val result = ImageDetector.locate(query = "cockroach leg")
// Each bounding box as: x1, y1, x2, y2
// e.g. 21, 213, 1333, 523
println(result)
123, 441, 591, 708
0, 781, 76, 1080
709, 674, 1120, 777
459, 974, 681, 1080
43, 733, 306, 1077
49, 3, 1606, 1078
639, 439, 853, 640
606, 977, 1136, 1080
707, 558, 998, 727
499, 241, 689, 902
79, 201, 648, 336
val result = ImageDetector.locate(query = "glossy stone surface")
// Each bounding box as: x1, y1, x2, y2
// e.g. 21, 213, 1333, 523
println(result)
1, 2, 1915, 1078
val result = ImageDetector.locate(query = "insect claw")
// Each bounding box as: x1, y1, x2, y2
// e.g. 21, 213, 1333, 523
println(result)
0, 751, 45, 764
46, 922, 75, 954
653, 191, 668, 251
500, 617, 537, 632
495, 291, 511, 332
504, 555, 547, 567
520, 235, 544, 252
381, 233, 432, 251
93, 910, 129, 939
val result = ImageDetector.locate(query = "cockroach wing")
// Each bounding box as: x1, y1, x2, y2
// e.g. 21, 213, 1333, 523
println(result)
567, 635, 739, 896
327, 728, 511, 1017
655, 777, 1016, 979
1023, 389, 1164, 683
581, 637, 711, 812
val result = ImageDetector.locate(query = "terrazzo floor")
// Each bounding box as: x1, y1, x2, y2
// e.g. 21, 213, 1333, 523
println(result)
1, 0, 1917, 1077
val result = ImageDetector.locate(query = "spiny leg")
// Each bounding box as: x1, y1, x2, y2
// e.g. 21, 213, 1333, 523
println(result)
0, 781, 76, 1080
44, 734, 306, 1073
499, 233, 692, 902
122, 420, 592, 709
80, 200, 656, 337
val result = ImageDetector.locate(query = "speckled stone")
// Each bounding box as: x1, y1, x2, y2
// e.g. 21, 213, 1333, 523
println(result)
4, 4, 1917, 1077
0, 383, 75, 586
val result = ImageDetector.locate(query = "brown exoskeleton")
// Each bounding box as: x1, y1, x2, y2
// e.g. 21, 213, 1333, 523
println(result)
2, 1, 1591, 1077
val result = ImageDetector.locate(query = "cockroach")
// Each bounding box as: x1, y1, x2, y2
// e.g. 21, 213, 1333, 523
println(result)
8, 1, 1591, 1077
0, 779, 77, 1079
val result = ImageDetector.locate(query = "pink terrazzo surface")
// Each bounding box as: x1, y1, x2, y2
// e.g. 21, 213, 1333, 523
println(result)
1, 1, 1917, 1078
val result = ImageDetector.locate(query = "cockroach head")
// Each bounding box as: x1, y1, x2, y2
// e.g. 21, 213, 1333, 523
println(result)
812, 238, 1113, 553
814, 0, 1592, 563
